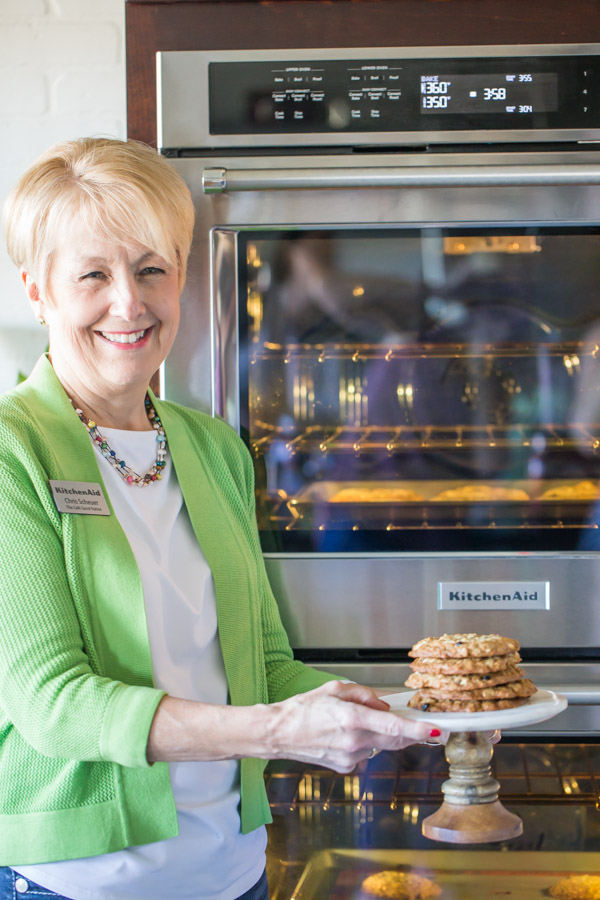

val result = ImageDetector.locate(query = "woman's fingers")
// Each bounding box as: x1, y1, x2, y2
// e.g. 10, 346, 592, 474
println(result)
267, 681, 440, 772
327, 680, 393, 710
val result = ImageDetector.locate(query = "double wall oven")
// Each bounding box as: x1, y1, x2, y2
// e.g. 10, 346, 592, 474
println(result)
157, 44, 600, 735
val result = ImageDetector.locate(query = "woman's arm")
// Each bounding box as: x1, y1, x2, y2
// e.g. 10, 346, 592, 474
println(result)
147, 680, 438, 773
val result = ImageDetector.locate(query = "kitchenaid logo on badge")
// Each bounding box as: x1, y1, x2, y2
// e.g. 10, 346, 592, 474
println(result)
438, 581, 550, 610
49, 480, 111, 516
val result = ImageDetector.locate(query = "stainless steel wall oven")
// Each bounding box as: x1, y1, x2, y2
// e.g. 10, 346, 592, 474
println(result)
157, 44, 600, 733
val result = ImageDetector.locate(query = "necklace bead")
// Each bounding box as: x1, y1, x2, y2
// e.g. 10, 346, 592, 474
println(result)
74, 395, 168, 487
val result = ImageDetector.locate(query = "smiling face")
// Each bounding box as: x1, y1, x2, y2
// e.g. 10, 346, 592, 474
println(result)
25, 214, 180, 426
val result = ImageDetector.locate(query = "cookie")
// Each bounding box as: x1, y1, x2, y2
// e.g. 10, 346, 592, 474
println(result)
549, 874, 600, 899
330, 487, 425, 503
407, 692, 529, 713
418, 678, 537, 701
541, 480, 599, 501
410, 651, 522, 674
408, 633, 520, 659
430, 485, 529, 502
405, 666, 525, 692
360, 870, 442, 899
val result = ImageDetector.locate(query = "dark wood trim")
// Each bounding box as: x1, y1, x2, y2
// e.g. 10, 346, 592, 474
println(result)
127, 0, 600, 146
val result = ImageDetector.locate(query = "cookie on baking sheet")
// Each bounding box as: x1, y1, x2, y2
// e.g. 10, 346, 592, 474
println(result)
330, 487, 425, 503
549, 873, 600, 899
541, 480, 599, 501
430, 484, 530, 502
405, 665, 525, 692
408, 633, 520, 659
407, 692, 529, 713
360, 870, 441, 899
419, 678, 537, 702
409, 651, 522, 674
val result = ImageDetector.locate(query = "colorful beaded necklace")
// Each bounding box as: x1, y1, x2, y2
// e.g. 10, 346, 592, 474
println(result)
75, 395, 168, 486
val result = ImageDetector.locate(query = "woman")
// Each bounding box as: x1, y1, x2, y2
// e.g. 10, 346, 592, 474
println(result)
0, 138, 438, 900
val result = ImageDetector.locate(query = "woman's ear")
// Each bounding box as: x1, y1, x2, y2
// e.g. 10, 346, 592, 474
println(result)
21, 269, 46, 324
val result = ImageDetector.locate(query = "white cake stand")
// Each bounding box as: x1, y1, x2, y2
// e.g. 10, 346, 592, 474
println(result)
386, 689, 567, 844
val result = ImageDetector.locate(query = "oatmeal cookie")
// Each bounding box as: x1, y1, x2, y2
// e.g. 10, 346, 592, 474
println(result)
549, 874, 600, 899
431, 485, 529, 502
419, 678, 537, 702
405, 666, 525, 691
407, 692, 529, 713
330, 487, 425, 503
360, 870, 441, 899
540, 480, 599, 501
409, 633, 520, 659
409, 651, 522, 674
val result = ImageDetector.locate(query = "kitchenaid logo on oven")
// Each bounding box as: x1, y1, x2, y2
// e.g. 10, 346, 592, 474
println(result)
438, 581, 550, 610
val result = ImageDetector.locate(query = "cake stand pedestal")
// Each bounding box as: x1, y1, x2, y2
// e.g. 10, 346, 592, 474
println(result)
421, 729, 522, 843
385, 688, 567, 844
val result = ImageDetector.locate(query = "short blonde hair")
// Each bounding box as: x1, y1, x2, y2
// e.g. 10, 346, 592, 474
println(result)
3, 137, 195, 294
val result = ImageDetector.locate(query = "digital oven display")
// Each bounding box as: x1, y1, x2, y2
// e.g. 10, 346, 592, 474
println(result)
208, 54, 597, 135
419, 72, 558, 115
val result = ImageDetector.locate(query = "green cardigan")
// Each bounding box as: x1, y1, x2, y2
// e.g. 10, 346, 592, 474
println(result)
0, 356, 332, 866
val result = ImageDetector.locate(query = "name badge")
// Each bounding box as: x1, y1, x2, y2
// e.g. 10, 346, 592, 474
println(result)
50, 480, 111, 516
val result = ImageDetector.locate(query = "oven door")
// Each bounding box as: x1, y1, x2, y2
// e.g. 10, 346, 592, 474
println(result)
163, 151, 600, 727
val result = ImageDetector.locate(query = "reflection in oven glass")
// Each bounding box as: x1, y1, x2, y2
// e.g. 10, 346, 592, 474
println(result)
240, 228, 600, 553
265, 744, 600, 900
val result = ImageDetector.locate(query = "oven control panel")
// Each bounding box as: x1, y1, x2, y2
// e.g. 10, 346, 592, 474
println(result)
209, 53, 595, 135
157, 45, 600, 149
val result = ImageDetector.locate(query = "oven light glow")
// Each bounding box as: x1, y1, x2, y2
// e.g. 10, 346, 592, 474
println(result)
247, 288, 263, 332
246, 244, 262, 268
402, 802, 419, 823
562, 777, 581, 795
246, 243, 261, 267
563, 354, 581, 374
352, 285, 365, 296
340, 374, 368, 425
397, 383, 414, 408
443, 235, 541, 254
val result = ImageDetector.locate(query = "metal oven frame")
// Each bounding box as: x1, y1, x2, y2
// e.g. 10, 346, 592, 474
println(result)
157, 44, 600, 731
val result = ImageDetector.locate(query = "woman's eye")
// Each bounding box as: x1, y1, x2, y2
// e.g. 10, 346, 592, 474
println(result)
81, 271, 106, 281
139, 266, 166, 277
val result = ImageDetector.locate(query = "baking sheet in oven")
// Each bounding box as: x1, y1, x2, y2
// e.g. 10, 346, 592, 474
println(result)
292, 849, 600, 899
289, 480, 598, 525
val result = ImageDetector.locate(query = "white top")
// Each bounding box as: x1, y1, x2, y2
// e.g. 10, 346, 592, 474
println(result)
17, 428, 266, 900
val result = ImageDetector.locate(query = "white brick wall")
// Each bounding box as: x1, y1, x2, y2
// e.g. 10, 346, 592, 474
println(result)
0, 0, 126, 391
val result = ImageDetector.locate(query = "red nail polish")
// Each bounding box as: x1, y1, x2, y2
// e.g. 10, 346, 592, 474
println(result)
429, 728, 441, 737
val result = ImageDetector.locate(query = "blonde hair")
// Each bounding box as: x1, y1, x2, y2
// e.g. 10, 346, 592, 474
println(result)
2, 137, 195, 294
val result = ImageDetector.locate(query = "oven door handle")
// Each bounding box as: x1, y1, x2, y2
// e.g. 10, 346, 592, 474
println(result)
203, 164, 600, 193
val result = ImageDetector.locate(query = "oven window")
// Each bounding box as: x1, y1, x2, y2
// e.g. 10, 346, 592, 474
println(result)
238, 227, 600, 552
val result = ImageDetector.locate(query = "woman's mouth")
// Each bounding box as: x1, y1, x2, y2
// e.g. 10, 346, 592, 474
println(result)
97, 327, 152, 345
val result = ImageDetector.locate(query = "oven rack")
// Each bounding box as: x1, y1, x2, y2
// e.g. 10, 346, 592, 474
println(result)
253, 341, 598, 363
251, 422, 600, 454
265, 744, 600, 811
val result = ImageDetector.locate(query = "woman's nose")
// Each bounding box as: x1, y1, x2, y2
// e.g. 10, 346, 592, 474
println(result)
109, 273, 146, 319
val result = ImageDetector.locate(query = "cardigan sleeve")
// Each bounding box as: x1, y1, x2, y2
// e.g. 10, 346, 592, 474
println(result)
0, 437, 165, 769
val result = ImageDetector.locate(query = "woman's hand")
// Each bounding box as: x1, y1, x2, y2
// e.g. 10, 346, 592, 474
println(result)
146, 682, 447, 770
261, 681, 441, 773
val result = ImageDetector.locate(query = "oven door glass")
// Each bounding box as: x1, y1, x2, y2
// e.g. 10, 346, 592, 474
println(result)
237, 226, 600, 553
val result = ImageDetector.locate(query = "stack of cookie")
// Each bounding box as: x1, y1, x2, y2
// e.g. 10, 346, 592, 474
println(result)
405, 633, 537, 712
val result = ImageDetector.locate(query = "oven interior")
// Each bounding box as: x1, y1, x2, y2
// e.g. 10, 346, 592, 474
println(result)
264, 743, 600, 899
240, 225, 600, 555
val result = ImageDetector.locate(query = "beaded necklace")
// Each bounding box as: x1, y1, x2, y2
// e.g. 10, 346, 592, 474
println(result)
75, 395, 168, 486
